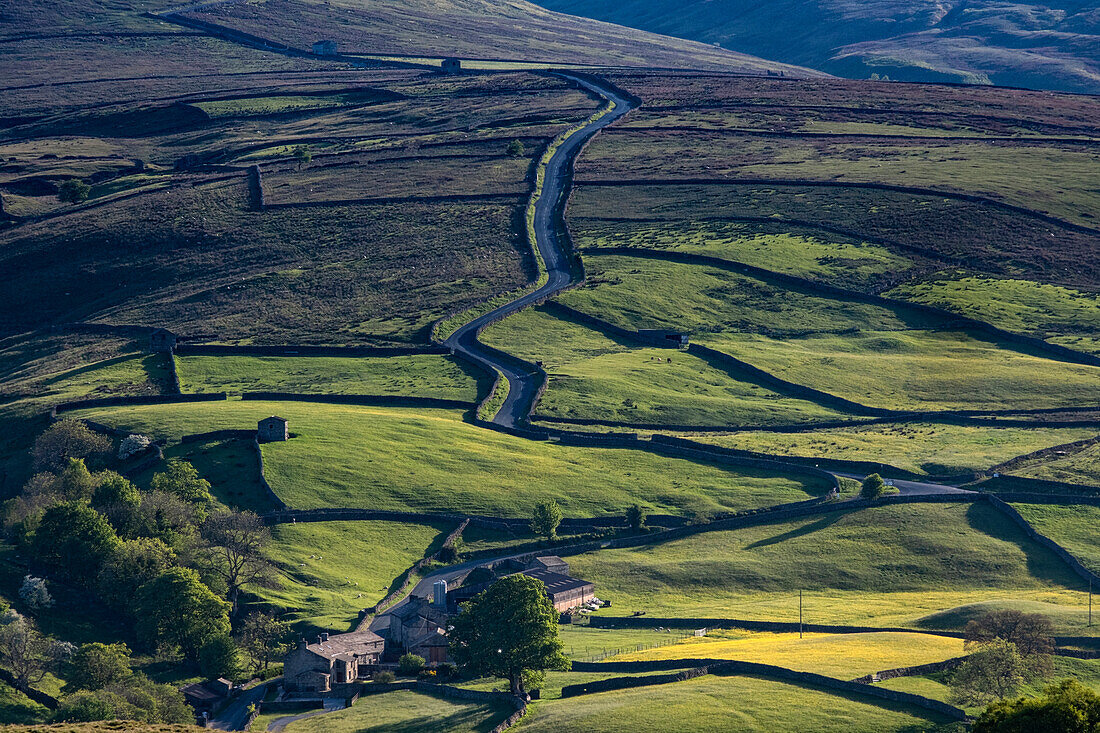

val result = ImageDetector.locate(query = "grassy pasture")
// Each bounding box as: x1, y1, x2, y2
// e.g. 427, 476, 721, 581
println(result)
1011, 503, 1100, 574
569, 503, 1093, 629
132, 437, 275, 514
573, 220, 916, 288
482, 306, 849, 426
253, 520, 449, 633
515, 673, 958, 732
66, 401, 832, 518
690, 424, 1097, 476
578, 130, 1100, 227
1010, 442, 1100, 487
175, 353, 484, 401
608, 631, 964, 679
890, 275, 1100, 340
266, 689, 511, 732
706, 330, 1100, 412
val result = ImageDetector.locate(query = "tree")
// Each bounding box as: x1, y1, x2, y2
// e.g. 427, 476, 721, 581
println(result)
199, 633, 241, 680
449, 574, 569, 694
92, 472, 140, 511
860, 473, 887, 500
55, 673, 192, 724
626, 504, 647, 531
32, 421, 110, 472
398, 653, 425, 675
133, 490, 201, 547
531, 499, 563, 541
0, 610, 55, 689
974, 679, 1100, 733
57, 179, 91, 204
965, 609, 1055, 660
31, 501, 121, 584
505, 139, 526, 158
952, 639, 1028, 706
151, 460, 212, 516
66, 643, 132, 692
18, 576, 52, 610
292, 145, 312, 171
134, 567, 231, 659
97, 537, 176, 611
56, 458, 96, 501
238, 612, 290, 676
200, 511, 272, 615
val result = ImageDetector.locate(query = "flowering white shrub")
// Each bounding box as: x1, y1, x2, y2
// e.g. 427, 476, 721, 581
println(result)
19, 576, 52, 610
118, 434, 152, 460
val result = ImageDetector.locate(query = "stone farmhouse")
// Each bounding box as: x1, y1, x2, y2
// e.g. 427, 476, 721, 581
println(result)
372, 596, 453, 664
283, 630, 385, 693
258, 416, 289, 442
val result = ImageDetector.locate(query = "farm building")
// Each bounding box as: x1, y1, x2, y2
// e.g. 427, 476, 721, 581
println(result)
637, 329, 689, 348
449, 556, 595, 613
180, 677, 232, 716
150, 328, 177, 353
441, 57, 462, 73
312, 40, 338, 56
258, 416, 289, 442
283, 630, 385, 692
372, 595, 453, 664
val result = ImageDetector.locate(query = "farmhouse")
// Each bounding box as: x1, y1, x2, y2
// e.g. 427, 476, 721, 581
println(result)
441, 57, 462, 73
283, 630, 385, 693
150, 328, 176, 353
312, 39, 338, 56
258, 416, 288, 442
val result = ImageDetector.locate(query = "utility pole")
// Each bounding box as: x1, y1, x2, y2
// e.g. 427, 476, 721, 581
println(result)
1090, 580, 1093, 627
799, 590, 803, 639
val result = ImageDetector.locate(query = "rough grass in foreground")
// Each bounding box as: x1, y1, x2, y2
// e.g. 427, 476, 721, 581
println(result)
608, 631, 964, 679
1012, 441, 1100, 487
273, 689, 512, 732
514, 673, 959, 732
569, 503, 1092, 628
66, 401, 831, 518
253, 520, 449, 634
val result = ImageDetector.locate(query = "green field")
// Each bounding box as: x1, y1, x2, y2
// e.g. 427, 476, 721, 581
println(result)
515, 673, 958, 732
890, 275, 1100, 339
68, 401, 831, 518
253, 520, 449, 633
139, 437, 275, 514
706, 330, 1100, 412
1011, 442, 1100, 486
483, 306, 849, 426
690, 423, 1096, 475
175, 353, 484, 401
609, 631, 964, 678
574, 220, 915, 288
1012, 503, 1100, 574
569, 503, 1093, 629
271, 689, 512, 732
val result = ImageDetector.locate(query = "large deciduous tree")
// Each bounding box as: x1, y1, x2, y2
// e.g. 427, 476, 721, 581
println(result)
448, 574, 569, 694
31, 501, 120, 584
134, 567, 230, 659
974, 679, 1100, 732
530, 499, 563, 541
239, 612, 290, 676
32, 421, 110, 472
66, 642, 133, 692
200, 511, 272, 615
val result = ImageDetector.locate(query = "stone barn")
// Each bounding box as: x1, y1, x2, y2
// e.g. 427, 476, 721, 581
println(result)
257, 416, 288, 442
637, 329, 689, 348
441, 57, 461, 73
283, 630, 385, 693
150, 328, 177, 353
312, 40, 338, 56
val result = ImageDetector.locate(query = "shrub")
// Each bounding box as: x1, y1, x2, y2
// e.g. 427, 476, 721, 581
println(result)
373, 671, 395, 683
117, 434, 152, 460
58, 179, 91, 204
860, 473, 887, 500
398, 653, 425, 675
19, 576, 52, 610
199, 634, 242, 680
506, 140, 526, 157
626, 504, 647, 531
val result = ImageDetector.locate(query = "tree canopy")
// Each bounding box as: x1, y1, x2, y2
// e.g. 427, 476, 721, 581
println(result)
974, 679, 1100, 733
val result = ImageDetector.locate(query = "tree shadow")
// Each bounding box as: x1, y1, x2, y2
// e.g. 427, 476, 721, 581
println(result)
743, 511, 845, 550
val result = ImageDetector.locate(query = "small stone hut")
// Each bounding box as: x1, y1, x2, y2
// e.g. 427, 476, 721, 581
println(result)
257, 416, 288, 442
150, 328, 177, 353
312, 39, 338, 56
441, 57, 461, 73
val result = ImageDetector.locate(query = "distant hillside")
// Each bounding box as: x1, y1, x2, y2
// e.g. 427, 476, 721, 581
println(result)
169, 0, 819, 74
529, 0, 1100, 93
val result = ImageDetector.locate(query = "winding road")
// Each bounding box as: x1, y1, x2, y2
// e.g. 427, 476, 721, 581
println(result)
444, 74, 637, 427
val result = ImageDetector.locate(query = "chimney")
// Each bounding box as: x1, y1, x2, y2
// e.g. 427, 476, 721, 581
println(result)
320, 632, 329, 642
316, 635, 324, 646
298, 638, 307, 650
433, 580, 448, 608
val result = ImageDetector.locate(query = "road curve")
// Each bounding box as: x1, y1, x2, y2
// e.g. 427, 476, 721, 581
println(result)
832, 471, 975, 496
444, 74, 637, 427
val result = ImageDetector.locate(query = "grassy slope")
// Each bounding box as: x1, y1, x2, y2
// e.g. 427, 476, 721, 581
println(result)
691, 424, 1097, 476
255, 520, 450, 632
175, 354, 484, 400
274, 689, 512, 733
569, 503, 1092, 628
1013, 442, 1100, 486
67, 401, 831, 518
1011, 503, 1100, 575
515, 673, 956, 732
482, 306, 849, 426
608, 630, 964, 679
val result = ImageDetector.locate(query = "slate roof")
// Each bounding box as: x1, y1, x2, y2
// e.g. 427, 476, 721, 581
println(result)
306, 630, 383, 660
522, 569, 594, 596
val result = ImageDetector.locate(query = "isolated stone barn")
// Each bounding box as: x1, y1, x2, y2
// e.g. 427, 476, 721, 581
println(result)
312, 40, 338, 56
149, 328, 176, 353
441, 57, 462, 73
257, 416, 288, 442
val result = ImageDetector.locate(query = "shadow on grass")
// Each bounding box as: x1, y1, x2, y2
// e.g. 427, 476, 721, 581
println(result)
963, 502, 1083, 588
743, 511, 845, 550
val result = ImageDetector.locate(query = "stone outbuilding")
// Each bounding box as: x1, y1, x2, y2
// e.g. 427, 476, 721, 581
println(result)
180, 677, 232, 715
441, 57, 461, 73
312, 40, 338, 56
257, 416, 288, 442
372, 596, 452, 663
637, 329, 689, 348
283, 630, 385, 693
150, 328, 177, 353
